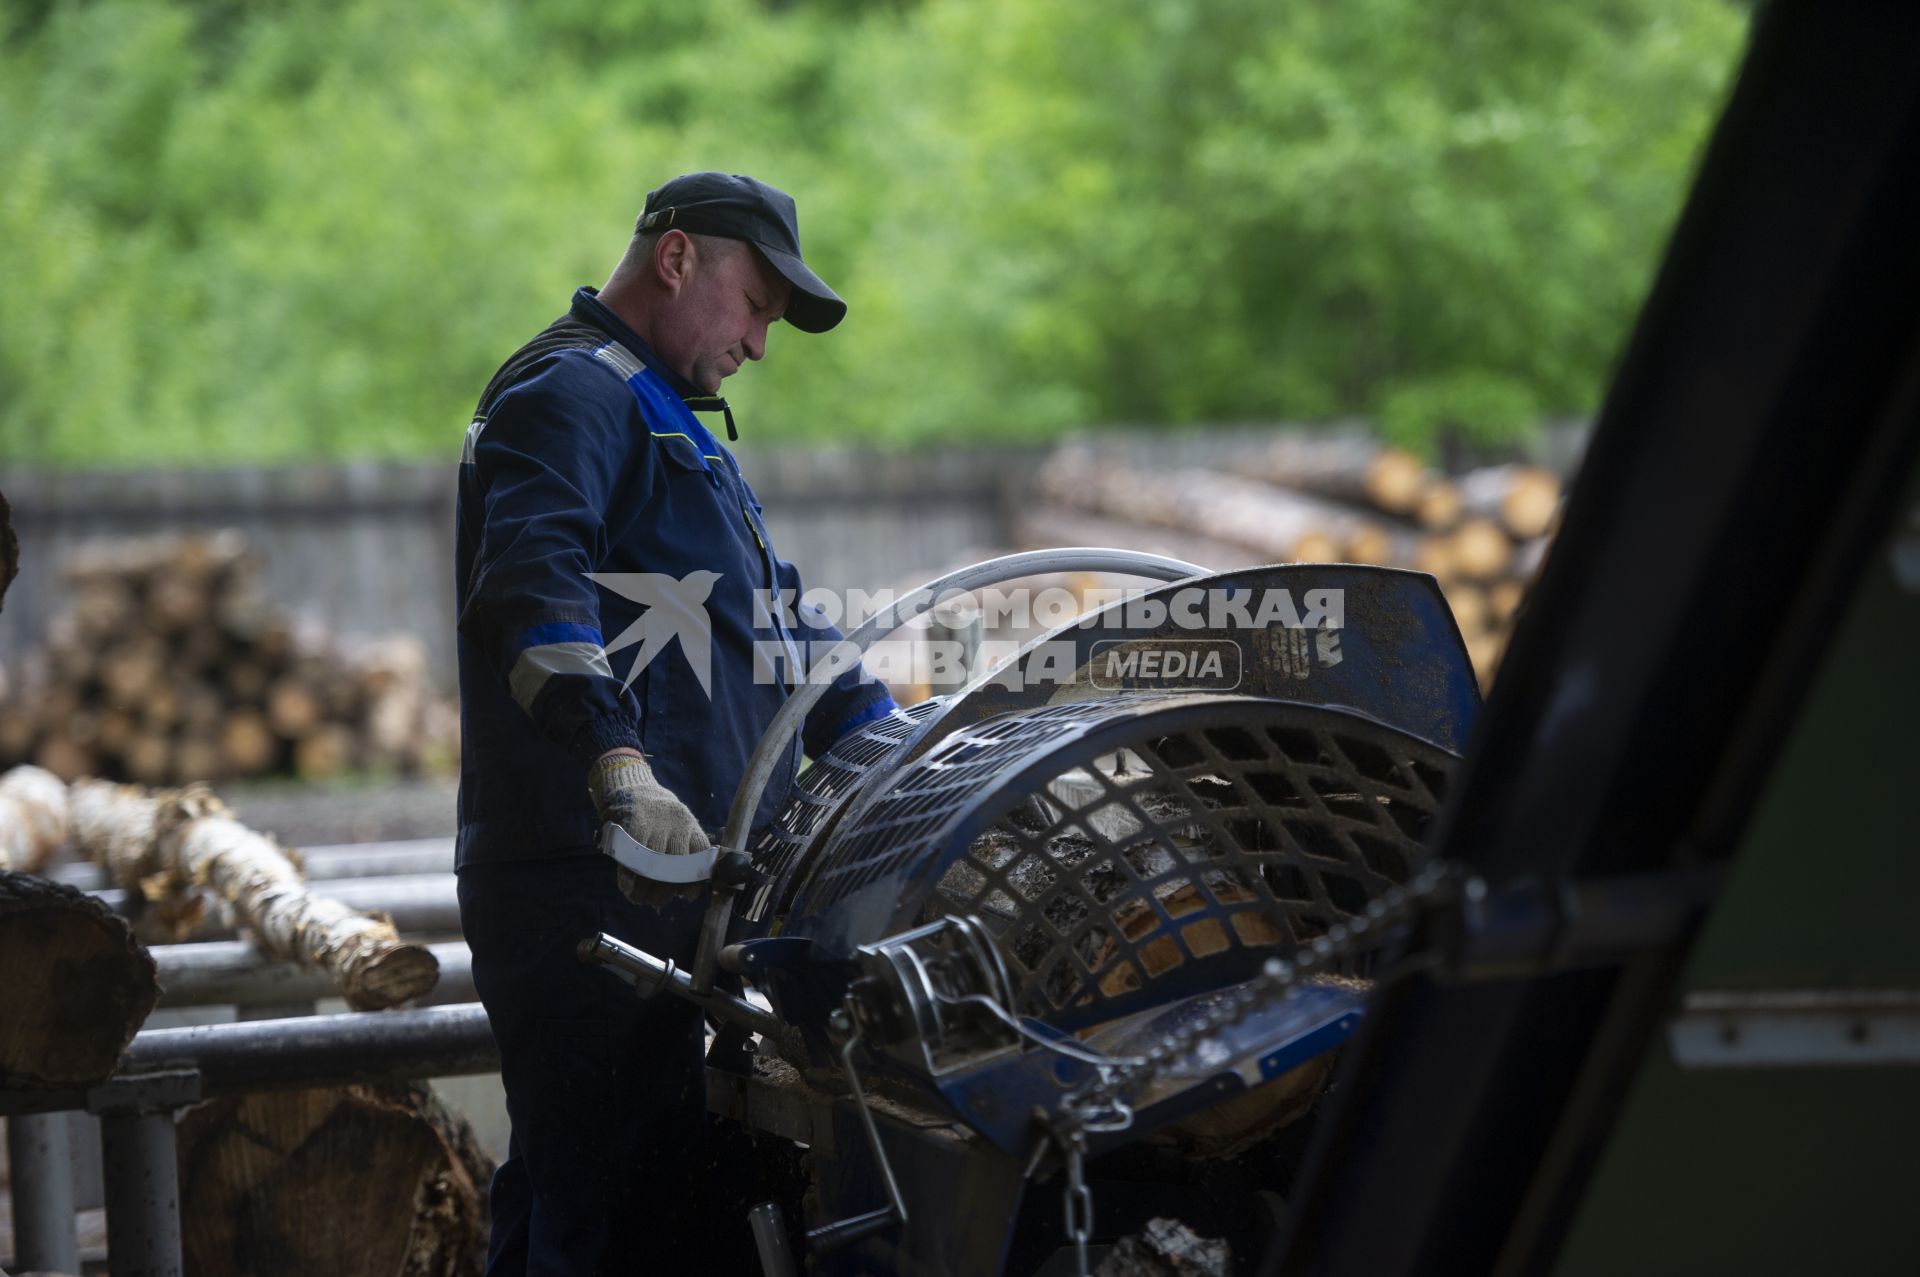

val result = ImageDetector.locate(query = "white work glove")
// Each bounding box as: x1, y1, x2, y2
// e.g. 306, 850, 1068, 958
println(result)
588, 752, 710, 908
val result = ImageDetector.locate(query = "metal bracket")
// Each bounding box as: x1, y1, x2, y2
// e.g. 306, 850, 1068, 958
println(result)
1669, 989, 1920, 1068
1447, 865, 1723, 982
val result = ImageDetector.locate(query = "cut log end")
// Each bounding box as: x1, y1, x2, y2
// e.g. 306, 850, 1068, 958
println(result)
0, 870, 159, 1089
1364, 448, 1428, 514
344, 943, 443, 1010
178, 1082, 491, 1277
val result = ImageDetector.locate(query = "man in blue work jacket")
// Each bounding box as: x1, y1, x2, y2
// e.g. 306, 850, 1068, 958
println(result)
454, 172, 896, 1275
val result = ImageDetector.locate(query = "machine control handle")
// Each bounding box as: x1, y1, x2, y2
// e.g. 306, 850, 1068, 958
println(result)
806, 1206, 897, 1256
599, 822, 719, 885
749, 1201, 799, 1276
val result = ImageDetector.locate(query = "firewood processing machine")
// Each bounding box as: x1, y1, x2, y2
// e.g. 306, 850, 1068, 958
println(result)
580, 554, 1482, 1275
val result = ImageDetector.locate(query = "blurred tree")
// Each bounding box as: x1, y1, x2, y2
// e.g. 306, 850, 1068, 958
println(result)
0, 0, 1744, 465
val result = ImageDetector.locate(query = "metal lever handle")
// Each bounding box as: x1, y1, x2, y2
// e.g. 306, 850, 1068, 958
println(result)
576, 932, 782, 1037
806, 1207, 897, 1256
599, 822, 719, 885
806, 1007, 910, 1255
748, 1201, 799, 1277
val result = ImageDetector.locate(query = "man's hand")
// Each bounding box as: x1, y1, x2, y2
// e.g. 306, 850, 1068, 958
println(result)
588, 752, 710, 908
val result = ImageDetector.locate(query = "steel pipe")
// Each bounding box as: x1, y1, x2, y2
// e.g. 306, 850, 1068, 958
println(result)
578, 932, 782, 1038
92, 871, 463, 940
121, 1003, 500, 1097
154, 940, 475, 1009
285, 838, 455, 880
6, 1110, 80, 1274
0, 1004, 501, 1120
101, 1108, 183, 1277
238, 1002, 319, 1021
50, 836, 454, 891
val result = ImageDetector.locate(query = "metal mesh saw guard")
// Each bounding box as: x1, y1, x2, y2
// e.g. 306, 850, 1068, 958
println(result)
746, 698, 948, 922
770, 693, 1459, 1029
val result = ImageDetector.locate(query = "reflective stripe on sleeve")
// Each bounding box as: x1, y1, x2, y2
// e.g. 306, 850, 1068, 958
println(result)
508, 641, 618, 713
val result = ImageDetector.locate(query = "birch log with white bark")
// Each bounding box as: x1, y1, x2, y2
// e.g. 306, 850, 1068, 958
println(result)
0, 764, 69, 873
68, 779, 440, 1009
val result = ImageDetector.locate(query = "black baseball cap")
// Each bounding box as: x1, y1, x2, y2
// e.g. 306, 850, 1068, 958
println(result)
638, 172, 847, 334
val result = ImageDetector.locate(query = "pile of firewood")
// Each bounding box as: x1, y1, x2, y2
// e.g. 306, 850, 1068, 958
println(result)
0, 530, 457, 784
1024, 439, 1562, 688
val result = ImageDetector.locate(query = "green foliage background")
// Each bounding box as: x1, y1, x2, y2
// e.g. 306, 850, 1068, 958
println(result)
0, 0, 1745, 466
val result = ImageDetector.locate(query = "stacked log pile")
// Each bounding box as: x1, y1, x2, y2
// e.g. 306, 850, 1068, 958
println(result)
0, 530, 456, 784
1024, 441, 1563, 689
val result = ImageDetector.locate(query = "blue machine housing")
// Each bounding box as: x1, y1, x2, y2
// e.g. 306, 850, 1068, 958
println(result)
730, 565, 1478, 1158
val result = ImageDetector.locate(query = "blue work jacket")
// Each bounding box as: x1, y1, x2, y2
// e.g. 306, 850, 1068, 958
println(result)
454, 288, 894, 866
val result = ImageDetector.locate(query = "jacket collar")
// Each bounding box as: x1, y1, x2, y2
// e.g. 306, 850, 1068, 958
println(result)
569, 287, 704, 402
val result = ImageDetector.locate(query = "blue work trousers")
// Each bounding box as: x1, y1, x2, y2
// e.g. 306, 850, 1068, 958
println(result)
458, 852, 710, 1276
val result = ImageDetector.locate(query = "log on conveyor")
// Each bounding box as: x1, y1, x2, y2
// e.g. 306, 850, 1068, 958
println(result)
0, 764, 68, 874
66, 779, 440, 1010
178, 1081, 491, 1277
0, 869, 158, 1089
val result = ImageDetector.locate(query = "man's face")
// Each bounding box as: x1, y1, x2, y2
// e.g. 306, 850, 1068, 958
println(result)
659, 237, 791, 394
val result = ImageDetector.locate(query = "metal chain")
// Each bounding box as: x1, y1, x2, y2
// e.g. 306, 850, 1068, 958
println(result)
1062, 1129, 1094, 1276
1059, 861, 1462, 1137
